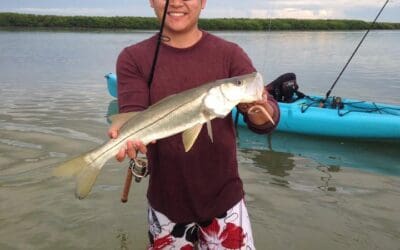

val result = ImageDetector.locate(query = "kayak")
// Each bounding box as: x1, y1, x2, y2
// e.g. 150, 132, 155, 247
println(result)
105, 73, 400, 140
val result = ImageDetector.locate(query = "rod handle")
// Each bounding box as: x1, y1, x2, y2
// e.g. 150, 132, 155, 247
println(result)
121, 168, 133, 203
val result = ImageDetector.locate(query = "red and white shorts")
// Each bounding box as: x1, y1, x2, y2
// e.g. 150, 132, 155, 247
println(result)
147, 199, 255, 250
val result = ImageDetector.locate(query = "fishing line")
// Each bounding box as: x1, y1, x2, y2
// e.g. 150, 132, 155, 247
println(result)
147, 0, 170, 87
324, 0, 390, 102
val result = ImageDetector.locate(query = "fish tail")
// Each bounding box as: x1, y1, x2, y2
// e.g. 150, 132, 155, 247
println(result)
53, 152, 104, 199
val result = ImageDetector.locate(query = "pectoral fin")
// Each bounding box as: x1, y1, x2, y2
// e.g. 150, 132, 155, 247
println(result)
206, 121, 213, 143
182, 124, 203, 152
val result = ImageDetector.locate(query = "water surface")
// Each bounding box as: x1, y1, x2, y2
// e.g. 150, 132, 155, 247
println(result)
0, 30, 399, 249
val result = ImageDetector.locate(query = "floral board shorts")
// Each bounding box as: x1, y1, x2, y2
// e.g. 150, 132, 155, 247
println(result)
147, 199, 255, 250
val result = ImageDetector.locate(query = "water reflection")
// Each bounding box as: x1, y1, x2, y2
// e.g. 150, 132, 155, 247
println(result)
237, 127, 400, 176
107, 99, 119, 124
241, 148, 295, 178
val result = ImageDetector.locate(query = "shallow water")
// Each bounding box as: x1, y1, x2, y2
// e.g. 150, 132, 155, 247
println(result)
0, 30, 399, 249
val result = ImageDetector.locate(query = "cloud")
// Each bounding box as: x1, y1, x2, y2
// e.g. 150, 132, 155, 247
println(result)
271, 8, 339, 19
202, 7, 246, 19
208, 7, 340, 20
207, 0, 397, 20
249, 9, 269, 19
4, 7, 154, 17
11, 8, 111, 16
266, 0, 393, 8
1, 0, 399, 21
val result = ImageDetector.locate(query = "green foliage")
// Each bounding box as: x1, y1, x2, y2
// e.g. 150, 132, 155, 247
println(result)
0, 13, 160, 30
1, 12, 399, 31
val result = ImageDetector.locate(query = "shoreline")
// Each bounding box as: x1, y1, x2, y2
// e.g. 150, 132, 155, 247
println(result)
1, 12, 400, 31
2, 26, 400, 34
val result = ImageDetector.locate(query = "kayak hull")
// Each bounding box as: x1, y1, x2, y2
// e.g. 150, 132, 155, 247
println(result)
274, 99, 400, 139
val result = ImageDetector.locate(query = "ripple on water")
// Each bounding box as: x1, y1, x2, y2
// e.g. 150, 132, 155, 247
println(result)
0, 122, 104, 144
0, 138, 42, 150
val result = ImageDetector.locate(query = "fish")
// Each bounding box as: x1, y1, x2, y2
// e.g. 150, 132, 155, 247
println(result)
53, 72, 265, 199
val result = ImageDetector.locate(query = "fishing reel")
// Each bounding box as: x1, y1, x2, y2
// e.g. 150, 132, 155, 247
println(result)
120, 156, 149, 203
129, 157, 148, 183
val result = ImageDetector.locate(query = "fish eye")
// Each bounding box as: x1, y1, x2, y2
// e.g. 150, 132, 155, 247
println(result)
236, 80, 243, 85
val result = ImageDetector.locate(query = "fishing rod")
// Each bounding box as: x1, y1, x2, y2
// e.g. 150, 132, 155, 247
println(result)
324, 0, 390, 102
121, 0, 170, 203
148, 0, 170, 87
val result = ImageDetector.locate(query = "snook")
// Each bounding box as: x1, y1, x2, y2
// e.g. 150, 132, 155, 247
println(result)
54, 72, 264, 199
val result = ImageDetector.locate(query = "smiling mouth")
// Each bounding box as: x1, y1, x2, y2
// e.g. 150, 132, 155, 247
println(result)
168, 12, 186, 17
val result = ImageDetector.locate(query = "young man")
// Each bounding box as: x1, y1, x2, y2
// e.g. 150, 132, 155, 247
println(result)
108, 0, 280, 249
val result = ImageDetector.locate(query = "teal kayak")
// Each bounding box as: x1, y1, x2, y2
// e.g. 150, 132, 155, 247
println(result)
105, 73, 400, 140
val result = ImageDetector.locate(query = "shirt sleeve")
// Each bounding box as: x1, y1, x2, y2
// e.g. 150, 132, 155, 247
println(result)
116, 48, 150, 113
228, 44, 281, 134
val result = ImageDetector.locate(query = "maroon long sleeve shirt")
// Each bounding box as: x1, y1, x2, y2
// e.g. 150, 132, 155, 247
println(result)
117, 31, 279, 223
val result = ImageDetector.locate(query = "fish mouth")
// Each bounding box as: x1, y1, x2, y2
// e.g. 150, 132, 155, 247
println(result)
254, 72, 265, 100
244, 72, 264, 102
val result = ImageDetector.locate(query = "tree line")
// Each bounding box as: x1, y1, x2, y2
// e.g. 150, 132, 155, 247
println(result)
1, 13, 399, 31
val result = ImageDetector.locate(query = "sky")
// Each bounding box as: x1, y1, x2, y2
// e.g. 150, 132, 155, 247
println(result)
1, 0, 399, 22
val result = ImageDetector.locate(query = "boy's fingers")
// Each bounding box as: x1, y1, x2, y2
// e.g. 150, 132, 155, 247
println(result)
116, 147, 126, 162
108, 128, 118, 139
126, 140, 136, 159
135, 141, 148, 154
115, 140, 148, 162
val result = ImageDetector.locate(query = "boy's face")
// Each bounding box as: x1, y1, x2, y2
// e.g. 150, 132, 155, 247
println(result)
150, 0, 206, 34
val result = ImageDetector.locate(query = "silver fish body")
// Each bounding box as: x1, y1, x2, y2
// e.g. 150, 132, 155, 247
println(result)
54, 72, 264, 198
